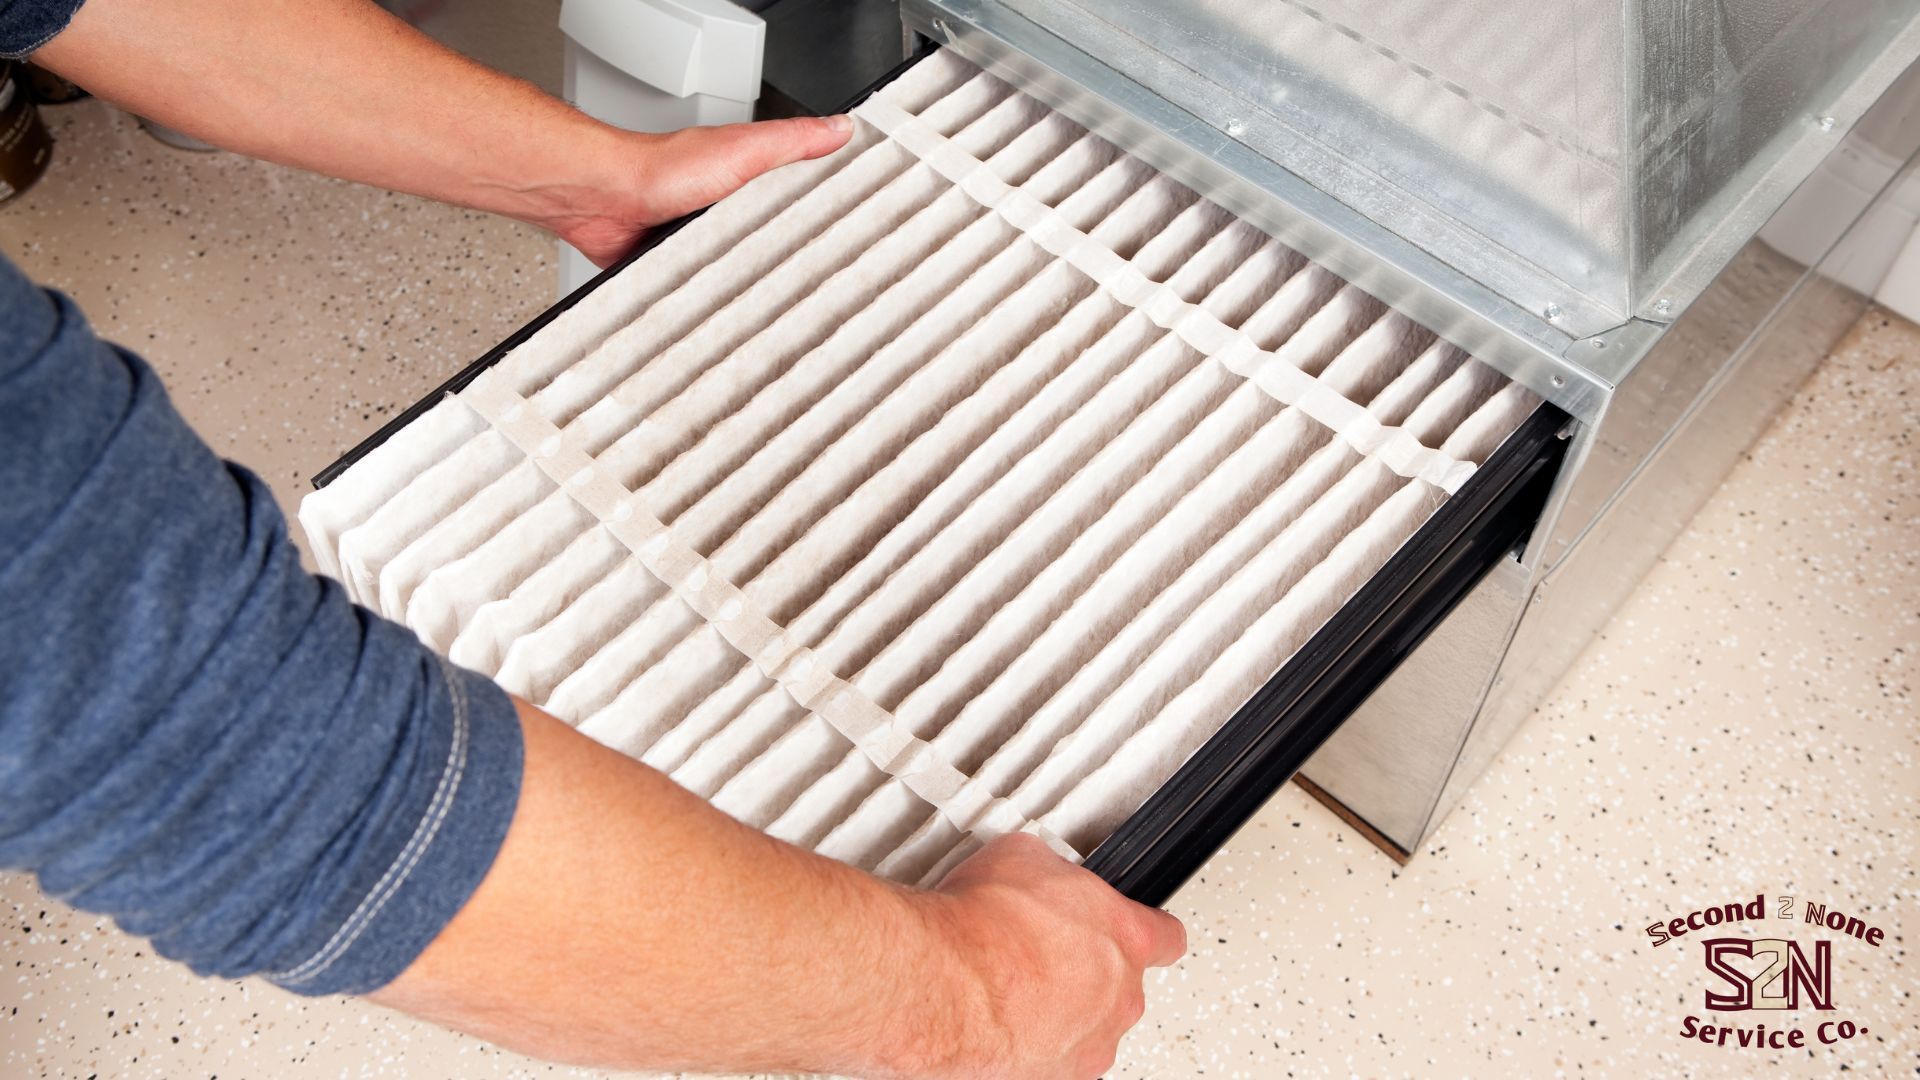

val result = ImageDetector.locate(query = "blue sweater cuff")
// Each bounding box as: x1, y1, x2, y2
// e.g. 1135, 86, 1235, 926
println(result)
266, 661, 523, 997
0, 251, 525, 999
0, 0, 85, 58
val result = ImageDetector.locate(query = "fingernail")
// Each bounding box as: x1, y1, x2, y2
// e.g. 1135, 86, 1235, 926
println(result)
825, 114, 854, 135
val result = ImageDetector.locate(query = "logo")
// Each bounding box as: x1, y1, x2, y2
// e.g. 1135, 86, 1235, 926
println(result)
1701, 938, 1831, 1011
1645, 893, 1883, 1051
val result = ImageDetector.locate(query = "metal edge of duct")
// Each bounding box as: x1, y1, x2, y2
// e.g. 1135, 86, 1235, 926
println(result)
1309, 65, 1920, 856
905, 0, 1920, 338
1413, 120, 1920, 848
898, 0, 1920, 856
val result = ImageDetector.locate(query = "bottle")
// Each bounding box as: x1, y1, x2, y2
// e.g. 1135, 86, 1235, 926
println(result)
20, 62, 85, 105
0, 62, 51, 205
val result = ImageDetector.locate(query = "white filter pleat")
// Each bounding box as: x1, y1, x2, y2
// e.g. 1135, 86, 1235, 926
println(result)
879, 356, 1514, 878
514, 115, 1080, 714
1039, 381, 1542, 851
322, 77, 967, 595
479, 106, 1119, 720
717, 211, 1257, 843
847, 315, 1440, 871
502, 51, 978, 405
448, 525, 623, 677
333, 428, 521, 606
571, 153, 1159, 765
719, 244, 1278, 852
801, 268, 1383, 863
368, 63, 1019, 644
301, 51, 1540, 881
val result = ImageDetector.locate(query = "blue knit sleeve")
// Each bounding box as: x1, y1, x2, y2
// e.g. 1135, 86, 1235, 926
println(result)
0, 252, 524, 996
0, 0, 84, 58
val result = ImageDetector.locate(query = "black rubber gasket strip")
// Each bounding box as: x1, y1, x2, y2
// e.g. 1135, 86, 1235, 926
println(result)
1084, 402, 1570, 906
312, 40, 941, 489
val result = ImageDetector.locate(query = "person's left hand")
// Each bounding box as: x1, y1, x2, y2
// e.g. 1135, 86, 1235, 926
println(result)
542, 114, 855, 268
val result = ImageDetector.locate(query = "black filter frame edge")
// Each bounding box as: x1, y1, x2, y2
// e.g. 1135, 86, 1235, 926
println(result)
1083, 403, 1570, 905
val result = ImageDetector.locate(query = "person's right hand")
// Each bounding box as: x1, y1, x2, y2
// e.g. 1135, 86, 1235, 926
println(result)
909, 833, 1188, 1079
544, 116, 855, 268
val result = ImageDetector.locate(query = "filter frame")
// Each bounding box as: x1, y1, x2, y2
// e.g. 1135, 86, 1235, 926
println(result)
1081, 404, 1567, 904
312, 45, 1570, 906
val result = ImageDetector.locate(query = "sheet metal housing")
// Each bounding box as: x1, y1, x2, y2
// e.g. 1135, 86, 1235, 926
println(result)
916, 0, 1920, 331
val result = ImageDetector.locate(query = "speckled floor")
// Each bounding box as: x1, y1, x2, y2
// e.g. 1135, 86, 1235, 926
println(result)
2, 96, 1915, 1079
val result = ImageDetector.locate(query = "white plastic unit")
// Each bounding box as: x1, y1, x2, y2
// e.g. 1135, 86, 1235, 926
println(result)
1871, 221, 1920, 322
559, 0, 767, 294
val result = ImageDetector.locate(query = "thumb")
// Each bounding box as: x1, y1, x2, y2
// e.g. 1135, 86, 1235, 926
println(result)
717, 114, 855, 181
1124, 902, 1188, 968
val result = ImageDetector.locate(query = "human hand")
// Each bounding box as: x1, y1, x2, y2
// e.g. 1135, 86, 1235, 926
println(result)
32, 0, 857, 276
906, 834, 1188, 1079
541, 114, 855, 268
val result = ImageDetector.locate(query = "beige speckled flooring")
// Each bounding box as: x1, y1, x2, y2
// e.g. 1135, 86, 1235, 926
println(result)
2, 97, 1916, 1079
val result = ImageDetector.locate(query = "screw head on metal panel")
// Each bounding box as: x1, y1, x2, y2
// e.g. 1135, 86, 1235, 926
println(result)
1550, 374, 1567, 388
1817, 115, 1837, 132
1653, 297, 1673, 316
1589, 337, 1607, 349
1224, 118, 1246, 137
931, 17, 952, 40
1543, 302, 1563, 321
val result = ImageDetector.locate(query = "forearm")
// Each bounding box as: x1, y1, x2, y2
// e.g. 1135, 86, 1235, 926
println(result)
35, 0, 617, 232
0, 255, 527, 993
372, 698, 980, 1077
29, 0, 852, 263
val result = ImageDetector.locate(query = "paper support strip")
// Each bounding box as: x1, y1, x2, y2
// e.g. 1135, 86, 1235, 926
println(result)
458, 376, 1080, 861
855, 96, 1479, 495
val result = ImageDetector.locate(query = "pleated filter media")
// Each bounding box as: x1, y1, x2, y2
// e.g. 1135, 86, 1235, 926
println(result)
301, 52, 1537, 885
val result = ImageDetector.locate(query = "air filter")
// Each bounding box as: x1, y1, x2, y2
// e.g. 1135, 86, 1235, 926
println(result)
302, 52, 1539, 886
